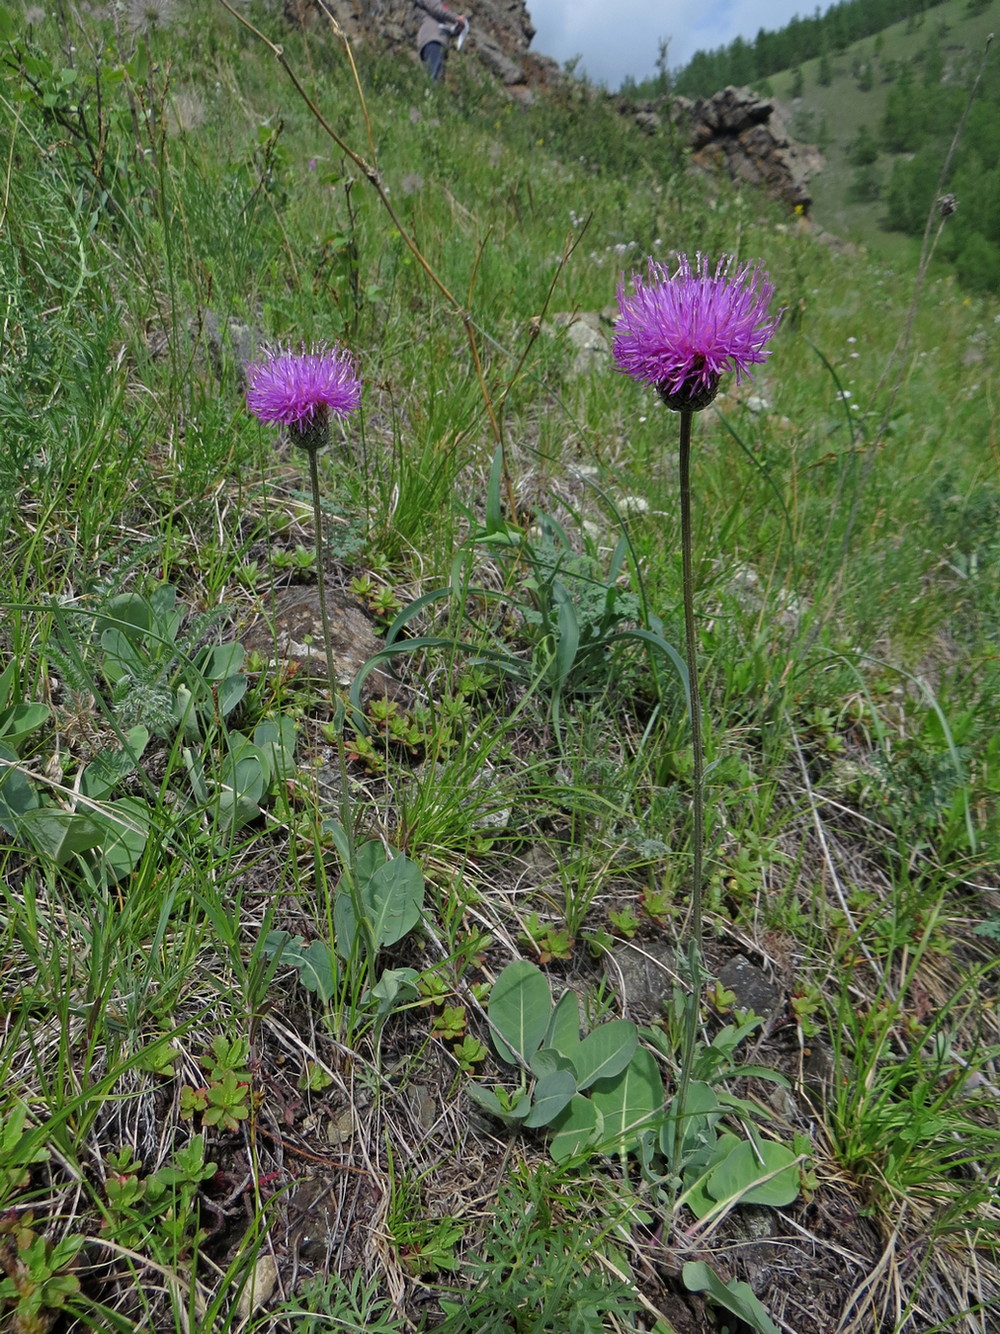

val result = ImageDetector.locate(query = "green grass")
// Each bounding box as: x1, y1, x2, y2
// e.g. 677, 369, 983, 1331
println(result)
0, 3, 998, 1333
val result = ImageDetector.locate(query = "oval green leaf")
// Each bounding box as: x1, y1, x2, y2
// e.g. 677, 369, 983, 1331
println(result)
488, 960, 551, 1065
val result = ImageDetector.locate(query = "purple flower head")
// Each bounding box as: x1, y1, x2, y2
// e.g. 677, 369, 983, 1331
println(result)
614, 253, 780, 411
245, 342, 362, 449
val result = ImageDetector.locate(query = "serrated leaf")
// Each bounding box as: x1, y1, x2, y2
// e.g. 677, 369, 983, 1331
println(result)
488, 960, 551, 1065
571, 1020, 638, 1090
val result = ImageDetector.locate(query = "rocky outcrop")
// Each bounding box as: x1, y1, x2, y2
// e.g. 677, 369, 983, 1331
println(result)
270, 0, 559, 100
683, 86, 822, 213
619, 85, 822, 214
267, 8, 820, 211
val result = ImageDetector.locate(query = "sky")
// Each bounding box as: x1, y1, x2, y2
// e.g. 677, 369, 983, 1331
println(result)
524, 0, 825, 89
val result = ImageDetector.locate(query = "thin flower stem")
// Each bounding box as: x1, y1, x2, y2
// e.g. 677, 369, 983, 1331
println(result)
306, 442, 340, 719
672, 405, 706, 1173
305, 443, 369, 960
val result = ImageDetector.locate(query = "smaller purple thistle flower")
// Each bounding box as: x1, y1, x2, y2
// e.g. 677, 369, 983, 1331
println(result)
245, 343, 362, 450
614, 253, 780, 411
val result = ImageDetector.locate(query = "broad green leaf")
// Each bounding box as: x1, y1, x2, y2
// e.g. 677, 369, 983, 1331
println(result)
365, 854, 424, 949
663, 1080, 724, 1160
199, 642, 244, 682
370, 967, 420, 1023
80, 727, 149, 800
0, 703, 50, 749
488, 960, 551, 1065
0, 744, 40, 834
704, 1138, 801, 1210
0, 661, 16, 710
21, 808, 103, 864
89, 797, 150, 882
100, 627, 146, 683
549, 1094, 601, 1164
97, 592, 152, 641
523, 1070, 577, 1128
148, 584, 178, 622
217, 754, 266, 827
263, 931, 336, 1002
254, 717, 296, 774
571, 1020, 638, 1091
355, 838, 388, 880
681, 1133, 740, 1219
589, 1046, 664, 1152
321, 818, 353, 868
216, 673, 247, 718
682, 1262, 780, 1334
551, 584, 580, 689
466, 1084, 532, 1124
544, 988, 581, 1056
334, 849, 423, 957
529, 1047, 576, 1081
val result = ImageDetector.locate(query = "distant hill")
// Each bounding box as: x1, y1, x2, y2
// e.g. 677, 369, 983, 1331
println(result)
655, 0, 999, 293
665, 0, 953, 97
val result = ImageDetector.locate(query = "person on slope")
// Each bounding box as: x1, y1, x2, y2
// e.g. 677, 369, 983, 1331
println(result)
415, 0, 468, 81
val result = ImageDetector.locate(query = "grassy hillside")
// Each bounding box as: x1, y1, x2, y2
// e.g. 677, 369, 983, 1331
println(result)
0, 3, 998, 1333
764, 0, 997, 259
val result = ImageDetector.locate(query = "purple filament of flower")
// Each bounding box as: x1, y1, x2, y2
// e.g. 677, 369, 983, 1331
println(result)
245, 344, 362, 427
613, 254, 780, 402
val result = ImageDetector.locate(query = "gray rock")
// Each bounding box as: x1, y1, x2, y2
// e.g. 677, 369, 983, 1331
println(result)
609, 940, 681, 1016
240, 584, 406, 700
716, 954, 781, 1020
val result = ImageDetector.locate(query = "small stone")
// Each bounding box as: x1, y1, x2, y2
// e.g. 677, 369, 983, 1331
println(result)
240, 584, 407, 701
236, 1254, 278, 1319
716, 954, 781, 1019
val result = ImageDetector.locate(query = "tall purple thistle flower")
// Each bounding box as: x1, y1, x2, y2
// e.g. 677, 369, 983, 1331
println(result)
246, 343, 362, 449
614, 253, 780, 411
